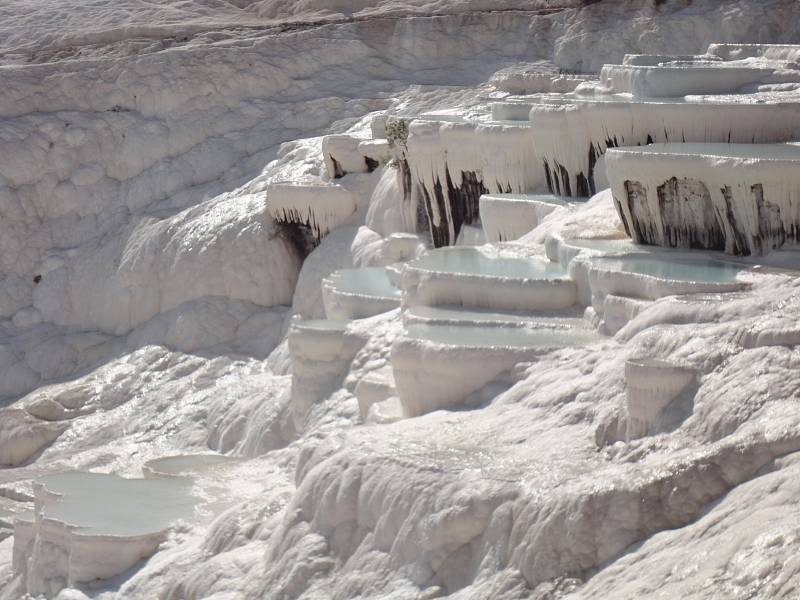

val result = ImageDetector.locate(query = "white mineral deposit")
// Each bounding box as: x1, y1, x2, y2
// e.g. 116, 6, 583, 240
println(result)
1, 1, 800, 599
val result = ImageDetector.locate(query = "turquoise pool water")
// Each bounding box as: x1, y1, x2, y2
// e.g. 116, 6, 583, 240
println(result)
593, 255, 744, 283
292, 319, 349, 331
408, 248, 568, 279
327, 267, 401, 298
37, 472, 197, 536
406, 323, 600, 348
406, 306, 584, 327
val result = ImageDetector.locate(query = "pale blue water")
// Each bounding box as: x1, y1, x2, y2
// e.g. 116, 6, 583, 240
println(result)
568, 238, 645, 252
328, 267, 401, 298
406, 323, 600, 348
406, 306, 584, 327
146, 454, 237, 477
409, 248, 568, 279
594, 256, 743, 283
37, 472, 197, 536
292, 319, 349, 331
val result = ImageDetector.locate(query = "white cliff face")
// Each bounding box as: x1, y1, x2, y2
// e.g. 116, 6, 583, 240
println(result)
2, 1, 800, 599
606, 142, 800, 255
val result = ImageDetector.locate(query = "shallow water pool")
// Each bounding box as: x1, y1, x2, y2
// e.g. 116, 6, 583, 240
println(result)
408, 248, 568, 280
145, 454, 238, 477
326, 267, 401, 298
567, 238, 646, 253
406, 322, 600, 348
37, 472, 197, 536
406, 306, 584, 327
292, 319, 349, 331
593, 255, 744, 283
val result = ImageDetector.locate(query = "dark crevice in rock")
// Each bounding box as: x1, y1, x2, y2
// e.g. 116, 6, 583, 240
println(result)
613, 195, 631, 237
398, 158, 429, 236
330, 156, 346, 178
754, 183, 787, 253
587, 144, 598, 196
544, 159, 573, 197
544, 160, 554, 194
620, 178, 797, 256
720, 185, 751, 256
271, 217, 319, 259
417, 164, 487, 247
444, 168, 486, 244
657, 177, 725, 250
624, 180, 658, 243
558, 164, 572, 197
576, 171, 590, 198
364, 156, 379, 172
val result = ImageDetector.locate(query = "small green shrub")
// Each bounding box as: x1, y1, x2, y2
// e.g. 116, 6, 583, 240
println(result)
385, 118, 409, 153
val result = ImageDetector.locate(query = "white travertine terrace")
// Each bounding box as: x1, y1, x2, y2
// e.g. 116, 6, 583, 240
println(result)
4, 1, 800, 596
529, 99, 800, 199
384, 44, 800, 249
479, 193, 579, 242
490, 98, 540, 121
400, 247, 577, 313
708, 43, 800, 62
579, 252, 748, 301
321, 134, 386, 179
321, 266, 401, 320
142, 454, 238, 478
405, 118, 543, 246
545, 233, 650, 305
14, 473, 196, 596
403, 305, 585, 329
621, 54, 718, 66
354, 365, 398, 422
606, 142, 800, 255
266, 181, 357, 240
599, 64, 778, 98
287, 318, 364, 429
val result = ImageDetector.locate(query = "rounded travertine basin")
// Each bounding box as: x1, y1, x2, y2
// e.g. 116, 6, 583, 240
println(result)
622, 53, 715, 66
606, 143, 800, 256
545, 236, 649, 269
544, 235, 651, 306
291, 318, 350, 333
400, 247, 577, 312
288, 318, 361, 363
143, 454, 239, 478
600, 63, 773, 97
322, 267, 401, 320
405, 323, 600, 348
490, 99, 538, 121
529, 100, 800, 200
266, 181, 356, 240
479, 193, 581, 242
403, 305, 585, 329
14, 472, 197, 592
545, 236, 647, 267
392, 322, 602, 416
32, 472, 196, 536
579, 252, 748, 302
